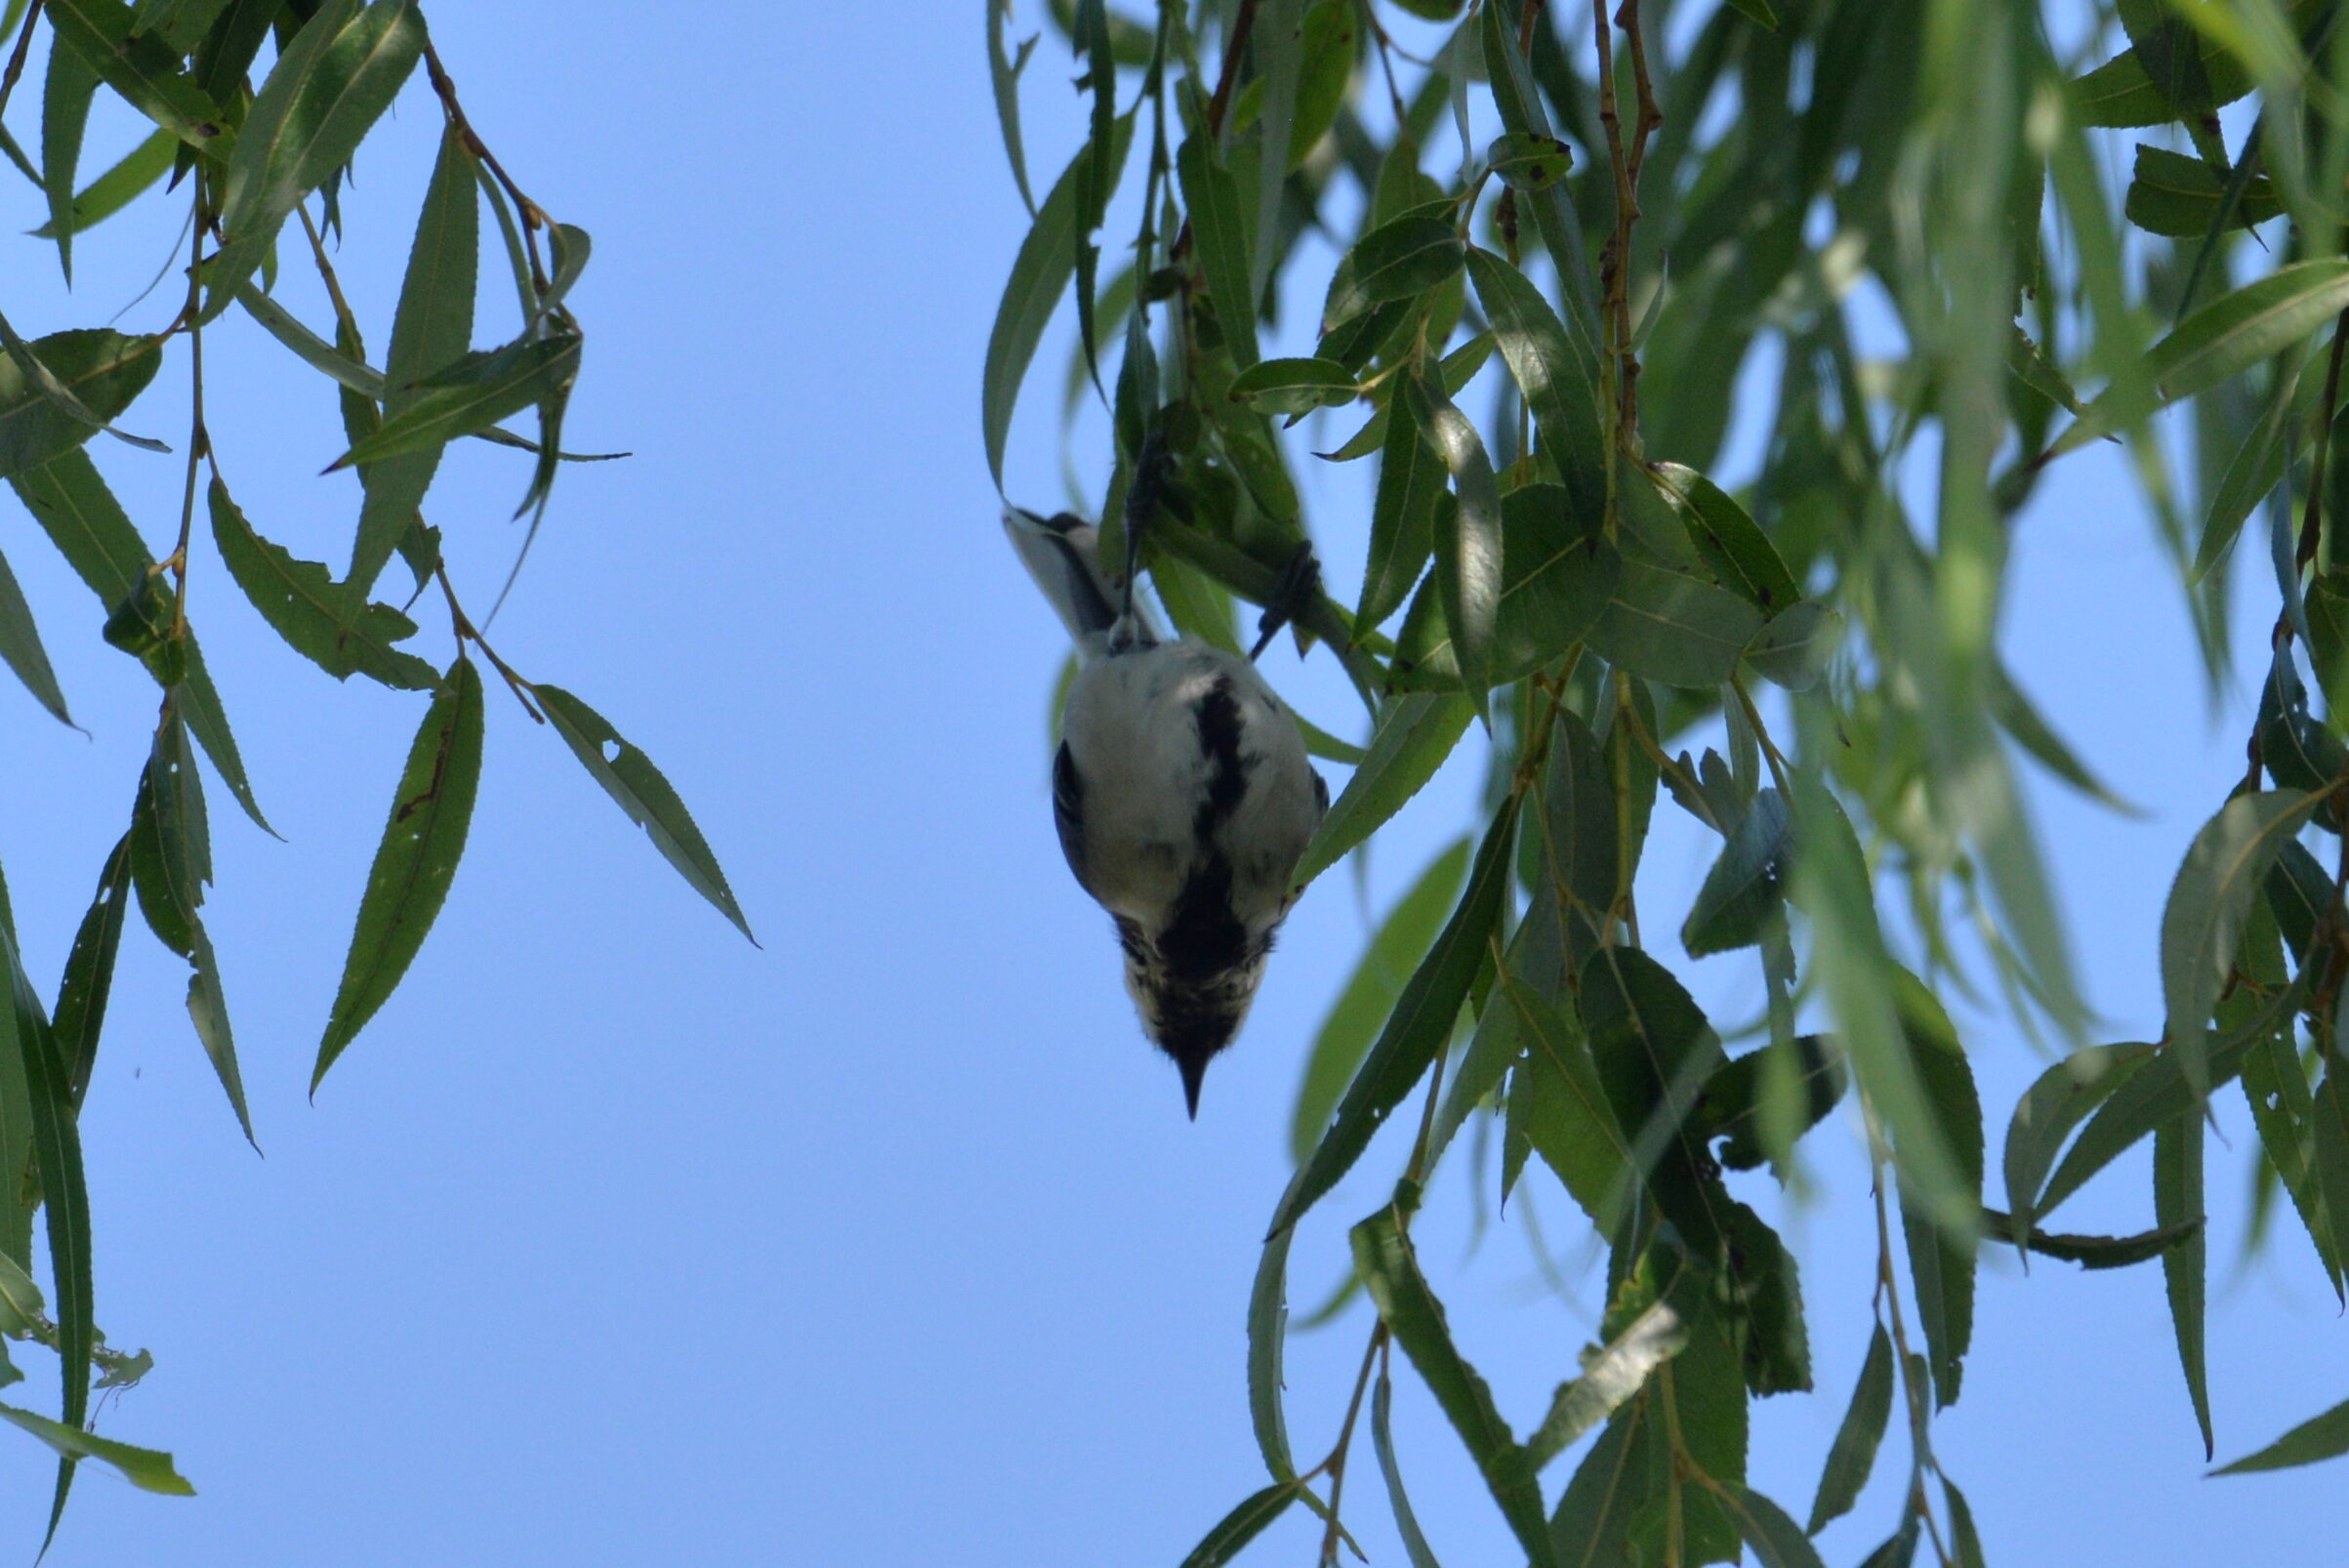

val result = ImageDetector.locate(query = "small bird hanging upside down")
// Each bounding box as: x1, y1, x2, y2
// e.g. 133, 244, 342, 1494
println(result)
1005, 504, 1328, 1117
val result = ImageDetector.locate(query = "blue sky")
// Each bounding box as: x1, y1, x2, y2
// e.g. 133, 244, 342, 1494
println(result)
0, 4, 2339, 1564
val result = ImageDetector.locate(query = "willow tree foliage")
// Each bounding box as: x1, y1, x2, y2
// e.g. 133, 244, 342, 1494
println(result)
988, 0, 2349, 1561
0, 0, 747, 1543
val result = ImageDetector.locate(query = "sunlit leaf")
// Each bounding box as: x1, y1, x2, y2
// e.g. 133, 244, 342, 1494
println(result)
0, 1403, 191, 1496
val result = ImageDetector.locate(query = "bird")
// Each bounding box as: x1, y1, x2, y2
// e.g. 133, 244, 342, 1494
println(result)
1005, 502, 1328, 1118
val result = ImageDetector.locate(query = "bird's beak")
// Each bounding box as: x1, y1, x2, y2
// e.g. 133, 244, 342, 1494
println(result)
1179, 1055, 1208, 1121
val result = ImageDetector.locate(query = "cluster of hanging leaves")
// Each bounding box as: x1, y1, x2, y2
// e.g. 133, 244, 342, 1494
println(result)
0, 0, 750, 1544
988, 0, 2349, 1561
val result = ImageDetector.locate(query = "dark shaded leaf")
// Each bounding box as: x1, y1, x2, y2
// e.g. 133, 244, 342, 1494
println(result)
1358, 377, 1444, 627
2212, 1392, 2349, 1474
47, 0, 232, 157
1353, 1203, 1553, 1567
1410, 375, 1503, 712
1807, 1324, 1893, 1534
210, 477, 441, 689
1371, 1372, 1444, 1568
1683, 788, 1790, 957
203, 0, 424, 316
1292, 693, 1472, 888
0, 543, 69, 723
314, 660, 484, 1089
2125, 143, 2282, 238
328, 332, 581, 472
1587, 557, 1764, 688
52, 833, 132, 1109
1487, 130, 1573, 191
1465, 247, 1607, 519
1896, 983, 1981, 1410
1176, 1479, 1304, 1568
1323, 213, 1464, 333
1248, 1189, 1298, 1482
1226, 355, 1357, 416
0, 331, 161, 478
1390, 483, 1620, 690
1652, 464, 1798, 612
1176, 134, 1258, 369
2003, 1043, 2155, 1241
535, 686, 754, 941
1274, 802, 1514, 1238
41, 23, 100, 281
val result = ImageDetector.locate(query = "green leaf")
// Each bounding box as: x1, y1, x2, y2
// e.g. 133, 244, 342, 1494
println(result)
1176, 134, 1258, 370
1247, 1191, 1298, 1482
2212, 1392, 2349, 1474
0, 330, 162, 478
1176, 1479, 1303, 1568
314, 659, 485, 1090
1722, 0, 1781, 30
981, 110, 1133, 488
1506, 980, 1631, 1224
191, 0, 280, 104
1944, 1478, 1987, 1568
1682, 788, 1790, 958
327, 332, 582, 472
185, 923, 251, 1143
27, 128, 176, 241
1465, 248, 1607, 520
2055, 262, 2349, 456
1807, 1324, 1894, 1534
1323, 213, 1465, 334
0, 1403, 192, 1496
1696, 1035, 1846, 1174
349, 122, 479, 596
1390, 483, 1621, 691
210, 477, 441, 689
41, 21, 100, 281
2159, 789, 2326, 1097
2072, 28, 2255, 129
2125, 143, 2282, 238
1292, 841, 1470, 1162
2309, 569, 2349, 728
1743, 601, 1838, 691
1486, 130, 1573, 191
234, 282, 386, 398
1274, 803, 1514, 1239
2196, 351, 2307, 585
2002, 1043, 2155, 1242
52, 833, 131, 1108
1370, 1373, 1443, 1568
1291, 693, 1472, 889
203, 0, 424, 317
47, 0, 232, 157
1896, 983, 1982, 1410
2240, 1022, 2344, 1296
1580, 946, 1732, 1255
1225, 355, 1358, 416
1358, 377, 1444, 628
0, 542, 69, 723
1524, 1300, 1685, 1470
0, 923, 95, 1538
130, 709, 210, 963
1587, 557, 1765, 688
534, 686, 754, 942
1352, 1204, 1553, 1567
986, 0, 1039, 217
1719, 1486, 1824, 1568
1989, 1213, 2203, 1269
1410, 376, 1503, 712
1651, 464, 1799, 612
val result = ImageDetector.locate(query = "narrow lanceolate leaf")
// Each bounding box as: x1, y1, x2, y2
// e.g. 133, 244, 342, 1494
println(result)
46, 0, 233, 158
130, 709, 211, 962
2124, 144, 2281, 238
981, 112, 1133, 488
986, 0, 1039, 216
0, 331, 162, 478
1322, 213, 1464, 332
350, 123, 479, 596
236, 283, 388, 399
1248, 1182, 1300, 1482
2002, 1043, 2155, 1242
1359, 381, 1444, 628
1292, 693, 1473, 889
314, 660, 484, 1090
1389, 483, 1619, 691
0, 1404, 192, 1495
185, 924, 252, 1143
203, 0, 425, 317
2212, 1393, 2349, 1474
536, 686, 754, 941
210, 477, 442, 689
1176, 1479, 1304, 1568
28, 128, 176, 241
53, 833, 133, 1108
328, 333, 581, 472
1410, 376, 1502, 714
1275, 804, 1514, 1239
0, 928, 95, 1537
1352, 1206, 1553, 1567
1370, 1373, 1444, 1568
2159, 789, 2325, 1097
1651, 464, 1800, 612
1718, 1486, 1827, 1568
1291, 840, 1470, 1162
1898, 986, 1983, 1410
1808, 1324, 1893, 1534
1587, 557, 1765, 687
1683, 788, 1791, 958
0, 544, 70, 723
2054, 262, 2349, 455
2198, 354, 2306, 585
1465, 248, 1607, 517
1176, 135, 1257, 369
1226, 355, 1357, 416
41, 23, 101, 281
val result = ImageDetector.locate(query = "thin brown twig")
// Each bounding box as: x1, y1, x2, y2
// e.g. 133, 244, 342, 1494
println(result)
168, 169, 211, 639
434, 560, 543, 722
420, 33, 550, 291
1308, 1321, 1387, 1568
1205, 0, 1261, 141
